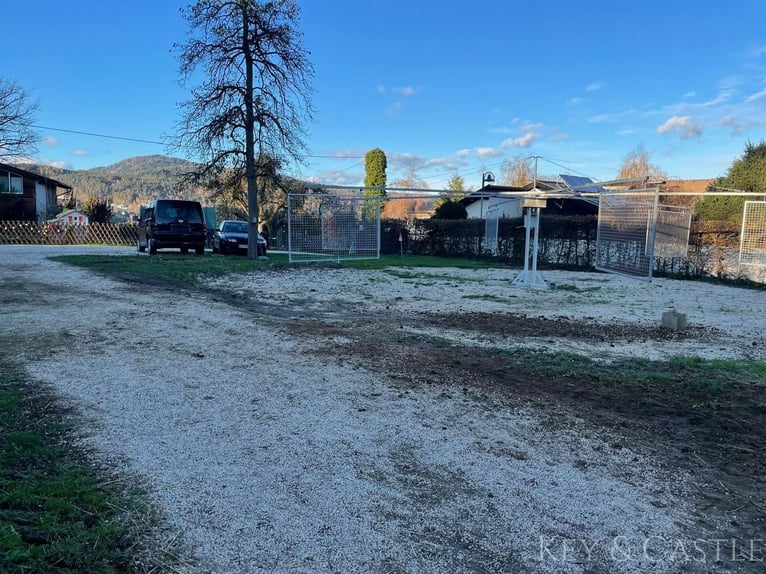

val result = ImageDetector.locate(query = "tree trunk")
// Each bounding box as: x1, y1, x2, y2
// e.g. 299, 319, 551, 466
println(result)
243, 5, 259, 259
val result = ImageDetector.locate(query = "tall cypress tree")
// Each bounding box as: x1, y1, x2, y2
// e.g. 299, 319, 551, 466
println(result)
363, 148, 387, 219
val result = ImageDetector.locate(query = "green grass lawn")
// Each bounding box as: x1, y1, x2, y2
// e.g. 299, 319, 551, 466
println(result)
502, 348, 766, 388
51, 252, 505, 286
0, 361, 155, 573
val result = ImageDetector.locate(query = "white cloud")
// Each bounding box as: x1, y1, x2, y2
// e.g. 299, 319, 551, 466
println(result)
586, 82, 605, 92
386, 102, 403, 117
656, 116, 703, 139
752, 44, 766, 58
456, 148, 471, 157
327, 149, 366, 160
306, 170, 362, 186
392, 86, 420, 96
588, 113, 616, 124
568, 97, 584, 105
501, 132, 538, 149
683, 91, 696, 99
744, 87, 766, 103
378, 85, 420, 96
617, 129, 635, 136
72, 149, 90, 157
37, 158, 69, 169
476, 147, 503, 158
700, 89, 735, 107
424, 156, 463, 172
719, 115, 749, 135
42, 136, 59, 147
387, 151, 428, 173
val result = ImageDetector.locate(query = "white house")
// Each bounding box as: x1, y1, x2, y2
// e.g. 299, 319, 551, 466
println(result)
460, 181, 560, 219
464, 191, 523, 219
48, 209, 89, 225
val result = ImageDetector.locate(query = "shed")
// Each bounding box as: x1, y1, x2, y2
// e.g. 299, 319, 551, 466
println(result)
0, 162, 74, 221
460, 177, 599, 219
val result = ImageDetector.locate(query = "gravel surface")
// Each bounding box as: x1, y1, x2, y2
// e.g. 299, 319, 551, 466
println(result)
2, 245, 762, 573
208, 265, 766, 362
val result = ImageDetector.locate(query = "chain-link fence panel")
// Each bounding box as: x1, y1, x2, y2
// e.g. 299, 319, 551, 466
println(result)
739, 201, 766, 267
288, 193, 380, 263
595, 189, 659, 280
655, 204, 692, 259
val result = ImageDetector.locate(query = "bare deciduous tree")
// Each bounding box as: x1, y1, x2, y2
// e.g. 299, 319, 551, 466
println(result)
500, 156, 533, 186
174, 0, 313, 258
618, 145, 666, 181
0, 78, 39, 161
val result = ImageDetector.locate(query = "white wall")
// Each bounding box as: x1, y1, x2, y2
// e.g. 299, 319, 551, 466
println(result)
466, 195, 522, 219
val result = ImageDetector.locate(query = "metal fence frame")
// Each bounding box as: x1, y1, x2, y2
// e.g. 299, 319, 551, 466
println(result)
287, 193, 381, 263
655, 204, 693, 259
595, 189, 659, 281
739, 200, 766, 267
484, 205, 499, 256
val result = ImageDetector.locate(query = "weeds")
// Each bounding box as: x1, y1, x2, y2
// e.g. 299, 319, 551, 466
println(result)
0, 361, 161, 573
500, 346, 766, 401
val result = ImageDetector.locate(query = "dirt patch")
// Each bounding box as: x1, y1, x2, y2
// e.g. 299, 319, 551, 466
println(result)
412, 310, 720, 342
290, 312, 766, 571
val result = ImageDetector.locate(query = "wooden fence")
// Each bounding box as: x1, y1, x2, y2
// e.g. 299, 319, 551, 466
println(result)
0, 221, 138, 246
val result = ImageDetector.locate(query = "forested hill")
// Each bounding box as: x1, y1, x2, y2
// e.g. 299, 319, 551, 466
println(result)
21, 155, 208, 209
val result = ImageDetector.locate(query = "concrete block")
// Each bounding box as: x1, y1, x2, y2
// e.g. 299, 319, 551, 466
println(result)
662, 310, 678, 329
661, 310, 688, 330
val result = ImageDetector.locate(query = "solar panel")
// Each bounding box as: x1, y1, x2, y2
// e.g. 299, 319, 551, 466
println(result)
559, 174, 606, 194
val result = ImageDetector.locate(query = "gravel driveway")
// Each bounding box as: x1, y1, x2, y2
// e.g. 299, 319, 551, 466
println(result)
1, 245, 761, 573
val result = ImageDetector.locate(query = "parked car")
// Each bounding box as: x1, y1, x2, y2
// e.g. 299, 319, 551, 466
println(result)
137, 199, 206, 255
212, 220, 267, 256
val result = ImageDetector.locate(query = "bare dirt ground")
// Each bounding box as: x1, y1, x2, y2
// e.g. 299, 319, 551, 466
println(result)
1, 245, 765, 574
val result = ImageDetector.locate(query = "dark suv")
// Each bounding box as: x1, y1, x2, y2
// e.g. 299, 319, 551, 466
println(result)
137, 200, 206, 255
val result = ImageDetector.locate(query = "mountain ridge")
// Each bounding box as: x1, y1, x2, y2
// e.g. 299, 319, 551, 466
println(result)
19, 155, 206, 209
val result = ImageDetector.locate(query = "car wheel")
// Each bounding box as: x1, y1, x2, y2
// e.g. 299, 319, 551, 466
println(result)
195, 245, 205, 255
148, 239, 157, 255
181, 247, 189, 255
212, 244, 218, 254
137, 238, 145, 253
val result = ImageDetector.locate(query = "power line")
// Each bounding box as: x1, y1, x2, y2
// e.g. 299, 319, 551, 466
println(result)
33, 125, 165, 145
33, 124, 365, 160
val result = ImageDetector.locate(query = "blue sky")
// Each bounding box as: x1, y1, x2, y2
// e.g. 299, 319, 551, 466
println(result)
5, 1, 766, 188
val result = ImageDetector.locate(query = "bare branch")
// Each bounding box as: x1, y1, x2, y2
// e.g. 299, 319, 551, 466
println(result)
0, 78, 40, 160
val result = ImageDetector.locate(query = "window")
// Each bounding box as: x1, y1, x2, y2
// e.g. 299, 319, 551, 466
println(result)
10, 175, 23, 194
